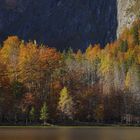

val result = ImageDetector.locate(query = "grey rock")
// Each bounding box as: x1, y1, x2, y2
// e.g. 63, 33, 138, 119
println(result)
117, 0, 136, 37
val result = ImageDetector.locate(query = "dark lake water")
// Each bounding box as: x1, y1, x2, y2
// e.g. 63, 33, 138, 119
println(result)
0, 128, 140, 140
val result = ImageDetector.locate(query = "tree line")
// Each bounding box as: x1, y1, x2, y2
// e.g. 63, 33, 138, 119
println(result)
0, 20, 139, 125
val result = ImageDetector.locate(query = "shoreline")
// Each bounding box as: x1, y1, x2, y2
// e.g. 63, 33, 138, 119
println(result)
0, 125, 140, 129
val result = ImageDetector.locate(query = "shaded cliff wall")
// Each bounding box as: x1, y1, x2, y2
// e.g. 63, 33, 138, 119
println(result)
0, 0, 118, 50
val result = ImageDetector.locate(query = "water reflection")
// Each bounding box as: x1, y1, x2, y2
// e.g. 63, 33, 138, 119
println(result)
0, 128, 140, 140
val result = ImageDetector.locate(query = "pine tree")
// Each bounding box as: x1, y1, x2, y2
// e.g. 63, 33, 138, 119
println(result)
40, 102, 48, 125
29, 107, 35, 123
132, 24, 140, 45
119, 40, 128, 52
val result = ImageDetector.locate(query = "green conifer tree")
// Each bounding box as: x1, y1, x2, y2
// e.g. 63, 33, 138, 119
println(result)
40, 102, 48, 125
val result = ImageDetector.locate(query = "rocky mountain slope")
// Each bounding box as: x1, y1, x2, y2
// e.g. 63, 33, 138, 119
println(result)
0, 0, 136, 50
117, 0, 136, 37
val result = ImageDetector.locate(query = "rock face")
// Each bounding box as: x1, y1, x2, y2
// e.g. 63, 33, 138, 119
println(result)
117, 0, 136, 37
0, 0, 136, 50
0, 0, 118, 50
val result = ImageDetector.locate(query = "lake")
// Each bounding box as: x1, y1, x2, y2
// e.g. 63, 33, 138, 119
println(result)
0, 128, 140, 140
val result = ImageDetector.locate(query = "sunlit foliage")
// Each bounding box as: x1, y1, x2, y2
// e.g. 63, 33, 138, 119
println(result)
0, 20, 139, 124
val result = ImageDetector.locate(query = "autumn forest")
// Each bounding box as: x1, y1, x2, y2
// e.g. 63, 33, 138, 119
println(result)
0, 20, 139, 125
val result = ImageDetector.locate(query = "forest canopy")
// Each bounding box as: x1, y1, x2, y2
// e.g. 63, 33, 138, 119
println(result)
0, 20, 139, 124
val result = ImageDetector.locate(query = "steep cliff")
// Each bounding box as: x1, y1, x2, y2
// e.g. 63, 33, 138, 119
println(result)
0, 0, 137, 50
0, 0, 118, 50
117, 0, 136, 37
